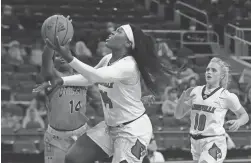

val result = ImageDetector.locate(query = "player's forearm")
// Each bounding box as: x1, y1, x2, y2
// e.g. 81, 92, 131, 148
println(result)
237, 111, 249, 126
46, 74, 92, 88
62, 74, 93, 86
68, 57, 116, 83
41, 46, 55, 80
174, 92, 191, 119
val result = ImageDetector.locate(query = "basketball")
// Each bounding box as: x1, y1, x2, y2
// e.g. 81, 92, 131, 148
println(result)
41, 15, 74, 46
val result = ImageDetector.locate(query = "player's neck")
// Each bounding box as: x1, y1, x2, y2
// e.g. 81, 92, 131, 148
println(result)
206, 83, 219, 90
111, 48, 128, 63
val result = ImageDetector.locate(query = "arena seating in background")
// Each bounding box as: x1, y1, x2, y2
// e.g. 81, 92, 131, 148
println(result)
1, 0, 182, 46
1, 63, 39, 102
2, 0, 176, 32
2, 128, 44, 154
1, 1, 251, 162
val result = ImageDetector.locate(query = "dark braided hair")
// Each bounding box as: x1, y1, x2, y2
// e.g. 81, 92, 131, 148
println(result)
130, 24, 177, 95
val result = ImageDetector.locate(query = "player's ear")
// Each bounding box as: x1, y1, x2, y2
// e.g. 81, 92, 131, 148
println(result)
125, 40, 132, 48
221, 74, 225, 80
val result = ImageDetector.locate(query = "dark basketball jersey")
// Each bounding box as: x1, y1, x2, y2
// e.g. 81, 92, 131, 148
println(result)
46, 85, 88, 130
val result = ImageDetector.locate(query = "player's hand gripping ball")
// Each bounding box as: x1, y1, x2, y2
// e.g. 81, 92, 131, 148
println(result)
41, 15, 73, 46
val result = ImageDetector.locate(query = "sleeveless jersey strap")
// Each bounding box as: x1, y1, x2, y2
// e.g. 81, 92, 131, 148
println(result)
45, 85, 59, 100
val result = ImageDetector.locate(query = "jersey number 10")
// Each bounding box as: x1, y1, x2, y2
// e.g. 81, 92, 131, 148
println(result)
194, 113, 207, 131
69, 100, 81, 113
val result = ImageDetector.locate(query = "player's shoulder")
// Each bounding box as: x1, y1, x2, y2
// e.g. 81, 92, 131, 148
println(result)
219, 89, 239, 100
195, 85, 204, 90
184, 86, 201, 97
190, 85, 204, 93
121, 55, 136, 63
116, 55, 137, 68
220, 89, 242, 110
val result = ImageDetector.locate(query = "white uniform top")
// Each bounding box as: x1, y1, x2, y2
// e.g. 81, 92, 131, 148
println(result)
97, 54, 145, 126
189, 85, 242, 136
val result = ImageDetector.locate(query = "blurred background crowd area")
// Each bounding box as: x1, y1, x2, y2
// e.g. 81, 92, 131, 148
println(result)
1, 0, 251, 162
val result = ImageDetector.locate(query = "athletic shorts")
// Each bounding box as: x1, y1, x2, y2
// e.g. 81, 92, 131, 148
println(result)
87, 114, 153, 163
44, 124, 89, 163
191, 135, 227, 163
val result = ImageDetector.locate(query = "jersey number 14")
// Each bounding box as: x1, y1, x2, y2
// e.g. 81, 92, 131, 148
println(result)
194, 113, 207, 131
69, 100, 81, 113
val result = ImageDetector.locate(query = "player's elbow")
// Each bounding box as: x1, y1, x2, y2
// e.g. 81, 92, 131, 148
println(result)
235, 107, 250, 124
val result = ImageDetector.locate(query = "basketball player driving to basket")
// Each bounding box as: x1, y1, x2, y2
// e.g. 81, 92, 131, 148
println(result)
175, 57, 249, 163
34, 15, 114, 162
35, 24, 179, 163
37, 42, 112, 163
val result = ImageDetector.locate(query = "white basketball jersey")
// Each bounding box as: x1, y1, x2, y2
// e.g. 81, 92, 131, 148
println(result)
189, 85, 241, 136
98, 55, 145, 126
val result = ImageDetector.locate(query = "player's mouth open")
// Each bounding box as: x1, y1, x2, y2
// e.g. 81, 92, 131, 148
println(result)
206, 75, 212, 79
60, 59, 66, 64
106, 35, 112, 42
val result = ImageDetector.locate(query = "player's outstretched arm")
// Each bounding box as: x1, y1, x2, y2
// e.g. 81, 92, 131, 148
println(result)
41, 45, 63, 80
41, 45, 54, 80
49, 55, 109, 86
34, 53, 109, 93
174, 87, 194, 119
67, 56, 136, 83
45, 36, 135, 83
33, 74, 92, 93
61, 74, 93, 86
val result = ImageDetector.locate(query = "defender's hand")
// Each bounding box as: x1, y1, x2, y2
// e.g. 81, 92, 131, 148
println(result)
45, 37, 72, 62
32, 82, 51, 93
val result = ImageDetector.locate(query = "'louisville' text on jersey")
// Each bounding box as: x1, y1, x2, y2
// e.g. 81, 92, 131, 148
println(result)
192, 104, 216, 113
58, 86, 87, 97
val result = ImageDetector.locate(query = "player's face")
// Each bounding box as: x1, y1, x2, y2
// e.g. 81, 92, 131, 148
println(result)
54, 52, 72, 72
189, 78, 197, 87
169, 91, 178, 100
205, 62, 221, 87
105, 27, 130, 50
